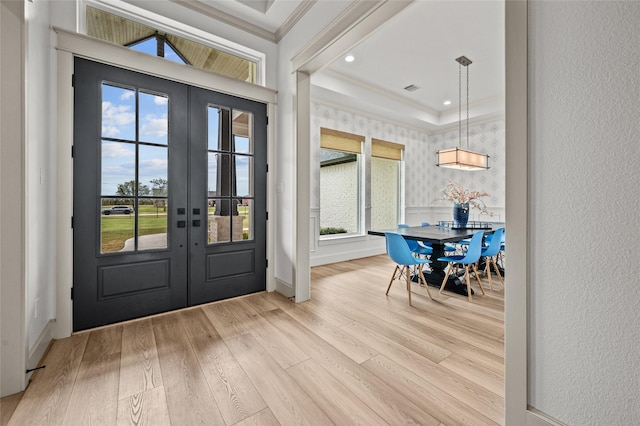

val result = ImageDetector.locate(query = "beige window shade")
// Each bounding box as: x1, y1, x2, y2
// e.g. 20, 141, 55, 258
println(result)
320, 128, 364, 154
372, 138, 404, 160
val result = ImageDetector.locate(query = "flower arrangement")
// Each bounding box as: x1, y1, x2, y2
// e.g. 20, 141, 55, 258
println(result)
438, 180, 492, 216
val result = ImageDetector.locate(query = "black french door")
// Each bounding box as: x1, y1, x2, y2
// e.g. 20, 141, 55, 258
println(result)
73, 58, 266, 331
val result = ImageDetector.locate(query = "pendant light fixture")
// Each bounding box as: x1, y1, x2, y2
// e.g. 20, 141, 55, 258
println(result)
437, 56, 489, 170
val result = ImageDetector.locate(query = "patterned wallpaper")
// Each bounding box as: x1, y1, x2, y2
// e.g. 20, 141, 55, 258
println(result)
310, 101, 505, 215
426, 120, 506, 210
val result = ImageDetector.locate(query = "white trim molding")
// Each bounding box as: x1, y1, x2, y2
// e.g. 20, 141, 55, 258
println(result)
54, 28, 276, 104
504, 0, 529, 424
27, 320, 55, 381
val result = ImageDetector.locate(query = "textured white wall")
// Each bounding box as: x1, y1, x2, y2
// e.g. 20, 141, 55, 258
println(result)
528, 2, 640, 424
319, 162, 358, 232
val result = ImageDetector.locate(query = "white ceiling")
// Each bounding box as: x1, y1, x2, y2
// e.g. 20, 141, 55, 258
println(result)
188, 0, 505, 131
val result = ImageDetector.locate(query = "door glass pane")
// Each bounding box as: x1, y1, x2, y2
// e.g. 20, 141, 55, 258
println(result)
139, 145, 168, 195
101, 141, 135, 196
208, 199, 230, 244
208, 106, 221, 151
234, 198, 252, 241
139, 92, 168, 145
208, 153, 230, 196
101, 197, 135, 253
138, 198, 168, 250
101, 84, 135, 141
232, 110, 253, 154
234, 154, 252, 197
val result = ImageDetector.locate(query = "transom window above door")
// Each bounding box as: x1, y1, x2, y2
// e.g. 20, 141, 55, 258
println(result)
86, 6, 257, 83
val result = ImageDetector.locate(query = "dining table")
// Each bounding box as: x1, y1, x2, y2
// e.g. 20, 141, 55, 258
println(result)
368, 222, 505, 296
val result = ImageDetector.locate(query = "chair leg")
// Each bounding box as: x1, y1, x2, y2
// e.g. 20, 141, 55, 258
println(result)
471, 263, 486, 295
439, 263, 451, 294
405, 266, 412, 306
418, 265, 433, 300
464, 266, 473, 302
484, 259, 493, 290
386, 265, 399, 295
492, 257, 505, 285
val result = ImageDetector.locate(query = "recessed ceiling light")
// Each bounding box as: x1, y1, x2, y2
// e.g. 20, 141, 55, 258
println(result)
344, 55, 355, 63
443, 100, 452, 106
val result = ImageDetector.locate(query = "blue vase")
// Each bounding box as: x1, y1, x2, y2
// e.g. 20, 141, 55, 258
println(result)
453, 203, 470, 228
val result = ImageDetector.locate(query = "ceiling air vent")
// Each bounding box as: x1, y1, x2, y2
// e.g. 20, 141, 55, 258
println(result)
404, 84, 420, 92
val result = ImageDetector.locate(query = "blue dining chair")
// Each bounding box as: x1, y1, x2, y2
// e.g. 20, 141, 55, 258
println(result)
437, 230, 486, 302
398, 224, 433, 257
385, 232, 433, 306
481, 227, 505, 290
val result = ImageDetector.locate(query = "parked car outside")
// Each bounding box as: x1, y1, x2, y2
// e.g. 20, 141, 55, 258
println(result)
102, 205, 134, 215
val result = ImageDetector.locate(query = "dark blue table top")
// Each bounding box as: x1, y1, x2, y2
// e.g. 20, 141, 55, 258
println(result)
368, 223, 505, 244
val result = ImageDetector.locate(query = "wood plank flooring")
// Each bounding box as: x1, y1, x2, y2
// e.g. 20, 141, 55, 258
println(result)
3, 254, 504, 425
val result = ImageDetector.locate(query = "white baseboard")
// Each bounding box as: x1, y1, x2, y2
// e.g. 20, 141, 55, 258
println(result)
27, 319, 55, 381
310, 247, 386, 267
274, 278, 295, 299
527, 407, 567, 426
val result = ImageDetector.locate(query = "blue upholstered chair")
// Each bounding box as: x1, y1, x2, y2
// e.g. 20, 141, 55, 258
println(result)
385, 232, 433, 306
437, 230, 486, 302
481, 227, 505, 290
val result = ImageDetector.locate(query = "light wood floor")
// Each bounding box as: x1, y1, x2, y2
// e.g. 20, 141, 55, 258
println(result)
3, 255, 504, 425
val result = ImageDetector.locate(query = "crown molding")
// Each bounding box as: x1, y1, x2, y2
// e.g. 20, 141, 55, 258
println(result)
275, 0, 317, 42
170, 0, 277, 42
310, 95, 435, 135
321, 68, 441, 117
169, 0, 316, 44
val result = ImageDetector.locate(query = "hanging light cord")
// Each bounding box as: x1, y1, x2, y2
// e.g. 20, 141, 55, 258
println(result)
466, 61, 470, 149
458, 62, 462, 148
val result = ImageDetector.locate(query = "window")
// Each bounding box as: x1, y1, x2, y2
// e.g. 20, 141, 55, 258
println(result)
319, 128, 364, 237
207, 107, 255, 243
371, 139, 404, 230
86, 6, 257, 83
100, 83, 169, 253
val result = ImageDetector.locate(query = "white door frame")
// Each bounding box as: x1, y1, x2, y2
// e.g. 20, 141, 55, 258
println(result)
54, 28, 277, 338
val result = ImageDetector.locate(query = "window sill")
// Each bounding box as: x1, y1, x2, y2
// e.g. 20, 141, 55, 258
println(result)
318, 233, 370, 246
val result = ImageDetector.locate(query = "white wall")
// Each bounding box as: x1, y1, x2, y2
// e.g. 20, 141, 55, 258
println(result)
274, 2, 352, 285
25, 0, 56, 354
1, 0, 27, 397
528, 2, 640, 424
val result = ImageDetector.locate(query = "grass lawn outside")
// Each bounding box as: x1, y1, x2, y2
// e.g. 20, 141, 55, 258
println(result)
101, 212, 168, 253
101, 205, 251, 252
